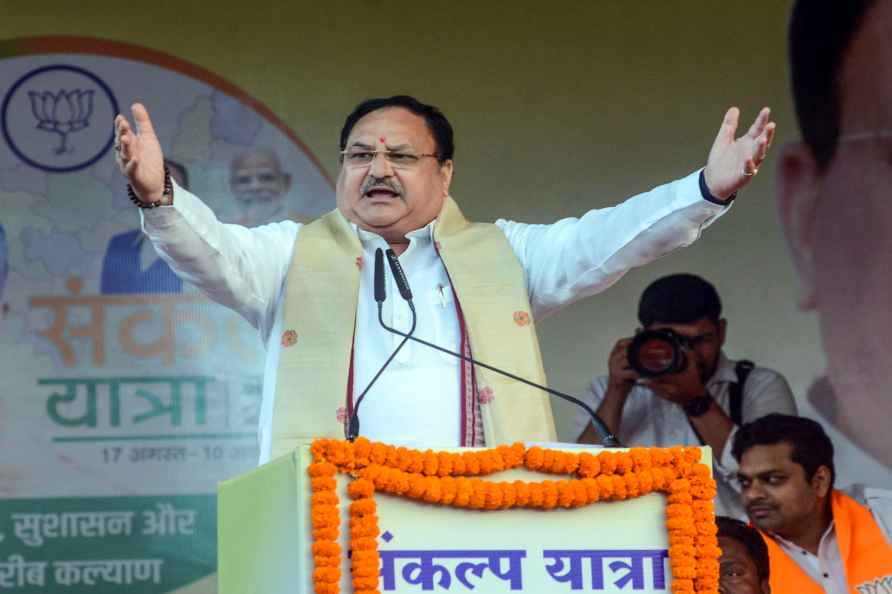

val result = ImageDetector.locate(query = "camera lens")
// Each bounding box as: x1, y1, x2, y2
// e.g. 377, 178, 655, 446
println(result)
627, 329, 686, 377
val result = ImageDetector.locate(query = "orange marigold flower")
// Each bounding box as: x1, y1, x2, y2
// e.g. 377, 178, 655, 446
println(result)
598, 451, 617, 474
638, 471, 654, 495
487, 483, 504, 509
667, 491, 694, 505
352, 576, 379, 590
671, 578, 694, 593
696, 521, 718, 535
466, 452, 483, 475
454, 478, 472, 507
313, 567, 341, 582
596, 475, 615, 499
452, 454, 467, 475
611, 475, 627, 499
529, 483, 545, 508
514, 481, 531, 507
407, 475, 426, 499
630, 447, 652, 470
308, 462, 337, 477
351, 499, 376, 516
581, 478, 600, 503
351, 550, 380, 564
683, 447, 702, 463
422, 451, 439, 476
502, 482, 517, 507
314, 555, 340, 568
312, 542, 341, 557
557, 481, 575, 508
312, 492, 339, 506
666, 503, 693, 518
571, 481, 588, 507
670, 478, 691, 493
525, 447, 544, 471
624, 473, 640, 498
348, 479, 375, 499
668, 534, 695, 548
542, 481, 558, 510
672, 565, 697, 579
370, 443, 388, 465
351, 537, 377, 551
616, 452, 635, 475
311, 477, 337, 493
577, 452, 600, 478
312, 527, 339, 541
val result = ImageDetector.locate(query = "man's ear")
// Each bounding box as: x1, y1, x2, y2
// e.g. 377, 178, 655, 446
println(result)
440, 159, 454, 196
777, 143, 821, 311
717, 319, 727, 347
811, 465, 833, 498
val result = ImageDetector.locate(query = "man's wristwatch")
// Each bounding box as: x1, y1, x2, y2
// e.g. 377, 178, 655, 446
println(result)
683, 394, 713, 418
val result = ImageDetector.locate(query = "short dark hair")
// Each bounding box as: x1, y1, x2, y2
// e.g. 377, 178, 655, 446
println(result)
732, 413, 835, 488
716, 516, 770, 581
789, 0, 877, 171
339, 95, 454, 164
637, 273, 722, 327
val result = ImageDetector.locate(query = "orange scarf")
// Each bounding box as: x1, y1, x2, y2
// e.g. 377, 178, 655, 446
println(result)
762, 490, 892, 594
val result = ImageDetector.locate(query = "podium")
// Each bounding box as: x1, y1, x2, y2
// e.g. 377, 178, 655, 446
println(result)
218, 440, 718, 594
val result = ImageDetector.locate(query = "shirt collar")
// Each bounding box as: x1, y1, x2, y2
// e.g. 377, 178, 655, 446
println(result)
705, 352, 737, 388
352, 220, 436, 247
771, 519, 836, 557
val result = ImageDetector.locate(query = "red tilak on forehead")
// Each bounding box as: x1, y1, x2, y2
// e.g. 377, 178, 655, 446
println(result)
379, 136, 386, 143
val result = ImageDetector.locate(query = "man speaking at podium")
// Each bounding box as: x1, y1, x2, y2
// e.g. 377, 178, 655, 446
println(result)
113, 96, 774, 464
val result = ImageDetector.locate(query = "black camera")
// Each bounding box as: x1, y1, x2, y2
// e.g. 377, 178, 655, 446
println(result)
627, 329, 691, 378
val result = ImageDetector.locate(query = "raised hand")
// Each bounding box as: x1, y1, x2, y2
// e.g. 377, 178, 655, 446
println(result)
113, 103, 168, 204
703, 107, 776, 200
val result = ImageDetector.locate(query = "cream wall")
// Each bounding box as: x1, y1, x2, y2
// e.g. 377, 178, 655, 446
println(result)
1, 0, 819, 439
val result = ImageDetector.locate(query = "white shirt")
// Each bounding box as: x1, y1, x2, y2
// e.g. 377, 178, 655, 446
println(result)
572, 354, 796, 518
141, 169, 727, 464
771, 486, 892, 594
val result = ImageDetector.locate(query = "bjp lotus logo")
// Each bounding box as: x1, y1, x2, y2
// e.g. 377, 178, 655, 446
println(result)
27, 89, 95, 155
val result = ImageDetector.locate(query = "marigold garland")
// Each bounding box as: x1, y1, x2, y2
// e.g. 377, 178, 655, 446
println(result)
309, 438, 720, 594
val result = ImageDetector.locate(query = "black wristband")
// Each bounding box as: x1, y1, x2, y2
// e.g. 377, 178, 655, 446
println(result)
699, 169, 736, 205
683, 394, 713, 418
128, 165, 173, 209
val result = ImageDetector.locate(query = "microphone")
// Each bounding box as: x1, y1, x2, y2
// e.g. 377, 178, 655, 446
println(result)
380, 253, 621, 448
346, 248, 417, 441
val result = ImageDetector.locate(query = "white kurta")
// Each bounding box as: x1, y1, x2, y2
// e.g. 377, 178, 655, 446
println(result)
140, 169, 727, 463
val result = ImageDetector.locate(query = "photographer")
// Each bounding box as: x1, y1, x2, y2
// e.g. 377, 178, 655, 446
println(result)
575, 273, 796, 518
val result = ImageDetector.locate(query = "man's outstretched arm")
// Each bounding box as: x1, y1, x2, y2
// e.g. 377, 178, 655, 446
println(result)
500, 107, 776, 318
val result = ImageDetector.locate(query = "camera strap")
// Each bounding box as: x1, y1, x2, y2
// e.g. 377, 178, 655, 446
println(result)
729, 359, 754, 426
687, 359, 754, 446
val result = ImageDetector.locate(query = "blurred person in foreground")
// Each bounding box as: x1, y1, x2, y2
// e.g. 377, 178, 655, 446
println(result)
778, 0, 892, 470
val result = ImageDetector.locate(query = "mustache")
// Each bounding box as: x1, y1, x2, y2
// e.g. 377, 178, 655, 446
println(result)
361, 176, 404, 197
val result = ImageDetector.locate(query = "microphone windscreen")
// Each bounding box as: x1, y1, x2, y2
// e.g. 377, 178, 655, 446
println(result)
374, 248, 386, 303
385, 249, 413, 301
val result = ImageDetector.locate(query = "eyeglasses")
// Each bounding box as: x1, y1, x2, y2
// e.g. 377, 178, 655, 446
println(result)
339, 149, 440, 169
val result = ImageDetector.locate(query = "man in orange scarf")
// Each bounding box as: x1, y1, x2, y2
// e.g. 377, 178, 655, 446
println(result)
733, 414, 892, 594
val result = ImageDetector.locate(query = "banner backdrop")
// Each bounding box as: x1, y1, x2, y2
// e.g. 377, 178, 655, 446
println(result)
0, 37, 334, 593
